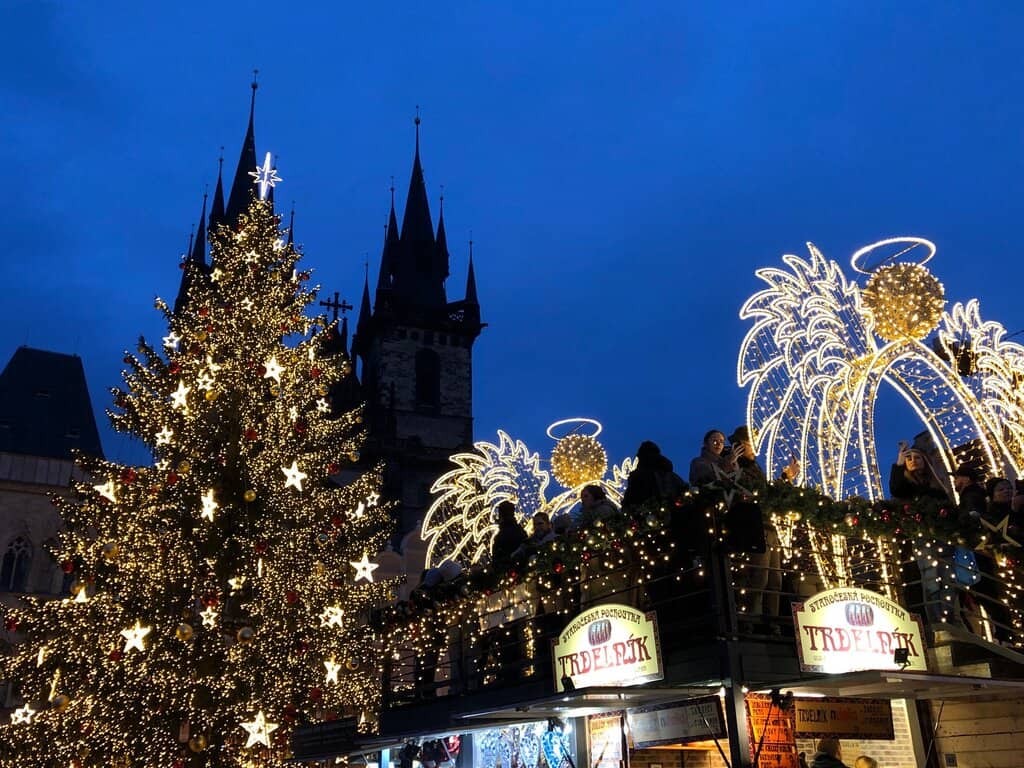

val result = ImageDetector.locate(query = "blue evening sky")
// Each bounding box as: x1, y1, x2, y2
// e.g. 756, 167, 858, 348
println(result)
2, 2, 1022, 477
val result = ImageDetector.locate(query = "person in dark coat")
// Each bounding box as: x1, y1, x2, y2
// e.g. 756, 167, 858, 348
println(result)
623, 441, 687, 509
809, 738, 849, 768
689, 429, 735, 485
952, 463, 988, 521
490, 501, 527, 572
889, 443, 949, 501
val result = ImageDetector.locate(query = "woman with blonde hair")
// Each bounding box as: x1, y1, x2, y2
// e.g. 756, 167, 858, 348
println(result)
854, 757, 878, 768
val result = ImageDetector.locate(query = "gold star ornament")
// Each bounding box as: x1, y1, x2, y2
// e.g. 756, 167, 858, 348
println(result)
240, 711, 279, 748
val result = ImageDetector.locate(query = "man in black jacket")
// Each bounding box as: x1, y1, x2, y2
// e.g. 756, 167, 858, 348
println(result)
491, 501, 527, 573
809, 738, 849, 768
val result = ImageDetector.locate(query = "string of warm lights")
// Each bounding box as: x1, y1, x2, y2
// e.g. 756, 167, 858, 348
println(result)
0, 192, 395, 768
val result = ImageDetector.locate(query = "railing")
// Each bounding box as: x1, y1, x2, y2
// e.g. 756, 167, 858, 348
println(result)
377, 487, 1024, 705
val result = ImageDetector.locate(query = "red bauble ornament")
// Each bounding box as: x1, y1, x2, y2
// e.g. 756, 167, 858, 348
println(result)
553, 561, 565, 574
914, 513, 923, 523
62, 560, 75, 574
310, 367, 321, 378
255, 541, 269, 554
294, 419, 308, 434
327, 463, 341, 475
201, 593, 219, 607
851, 515, 859, 526
244, 428, 259, 441
508, 570, 519, 582
109, 649, 124, 662
331, 515, 344, 528
939, 508, 949, 518
121, 468, 137, 484
167, 472, 179, 485
4, 617, 18, 632
582, 551, 592, 562
285, 590, 299, 605
257, 365, 267, 376
123, 355, 133, 365
205, 324, 214, 334
198, 307, 209, 317
309, 686, 323, 701
169, 362, 181, 374
881, 512, 891, 523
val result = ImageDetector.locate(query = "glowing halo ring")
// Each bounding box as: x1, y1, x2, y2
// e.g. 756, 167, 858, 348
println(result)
850, 236, 936, 275
545, 418, 603, 441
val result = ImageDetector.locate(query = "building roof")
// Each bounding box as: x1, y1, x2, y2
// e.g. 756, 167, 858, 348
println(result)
0, 346, 104, 460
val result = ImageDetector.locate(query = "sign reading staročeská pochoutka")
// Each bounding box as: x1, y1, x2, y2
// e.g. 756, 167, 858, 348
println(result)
792, 587, 927, 674
552, 604, 663, 692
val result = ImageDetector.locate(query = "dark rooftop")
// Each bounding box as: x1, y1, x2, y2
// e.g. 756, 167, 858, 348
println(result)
0, 346, 104, 460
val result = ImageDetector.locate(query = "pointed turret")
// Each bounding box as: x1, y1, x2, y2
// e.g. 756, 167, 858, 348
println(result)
209, 152, 225, 231
287, 204, 296, 246
175, 193, 209, 314
224, 75, 259, 226
400, 114, 435, 249
465, 240, 479, 307
376, 185, 400, 295
338, 315, 349, 354
354, 269, 373, 360
387, 113, 447, 308
435, 193, 451, 281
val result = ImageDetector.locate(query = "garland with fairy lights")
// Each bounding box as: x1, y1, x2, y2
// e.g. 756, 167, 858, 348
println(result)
378, 480, 1022, 687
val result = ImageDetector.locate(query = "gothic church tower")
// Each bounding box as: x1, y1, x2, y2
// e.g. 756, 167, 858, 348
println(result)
353, 116, 484, 539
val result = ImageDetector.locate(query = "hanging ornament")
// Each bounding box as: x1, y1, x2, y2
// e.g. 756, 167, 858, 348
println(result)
350, 554, 379, 583
240, 711, 278, 748
120, 620, 151, 653
236, 627, 255, 644
175, 623, 194, 642
101, 542, 119, 561
244, 489, 257, 502
188, 734, 209, 753
51, 694, 71, 712
244, 427, 259, 441
282, 461, 308, 491
324, 658, 342, 684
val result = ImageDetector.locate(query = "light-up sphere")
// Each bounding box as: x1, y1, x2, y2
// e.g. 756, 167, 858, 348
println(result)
550, 434, 607, 488
862, 263, 945, 341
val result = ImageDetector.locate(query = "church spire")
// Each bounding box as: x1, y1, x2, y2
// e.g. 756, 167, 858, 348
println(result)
209, 150, 225, 231
376, 182, 400, 294
355, 265, 373, 359
174, 192, 209, 314
464, 239, 479, 307
435, 190, 450, 281
400, 110, 434, 245
224, 72, 259, 226
287, 202, 296, 246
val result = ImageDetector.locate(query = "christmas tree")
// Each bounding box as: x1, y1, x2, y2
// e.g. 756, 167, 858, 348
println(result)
0, 182, 393, 767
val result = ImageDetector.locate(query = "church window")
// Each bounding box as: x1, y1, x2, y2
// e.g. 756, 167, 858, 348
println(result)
415, 349, 441, 408
1, 536, 32, 592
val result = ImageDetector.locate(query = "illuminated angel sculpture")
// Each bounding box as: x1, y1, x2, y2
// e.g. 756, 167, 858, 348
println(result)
421, 419, 636, 567
738, 237, 1024, 501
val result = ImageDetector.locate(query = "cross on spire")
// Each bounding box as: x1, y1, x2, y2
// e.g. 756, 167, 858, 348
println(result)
319, 291, 353, 323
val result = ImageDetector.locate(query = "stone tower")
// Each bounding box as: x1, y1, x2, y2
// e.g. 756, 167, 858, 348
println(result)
352, 116, 484, 540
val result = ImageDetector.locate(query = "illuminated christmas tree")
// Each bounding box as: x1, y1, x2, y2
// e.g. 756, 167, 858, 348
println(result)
0, 183, 393, 767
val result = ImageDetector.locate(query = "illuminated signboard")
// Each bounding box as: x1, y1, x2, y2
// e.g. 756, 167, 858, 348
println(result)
552, 604, 663, 692
792, 587, 927, 674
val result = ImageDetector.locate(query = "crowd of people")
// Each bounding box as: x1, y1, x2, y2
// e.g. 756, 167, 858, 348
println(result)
480, 425, 1022, 639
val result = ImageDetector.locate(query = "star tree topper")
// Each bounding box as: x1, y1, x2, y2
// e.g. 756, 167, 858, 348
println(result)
249, 151, 282, 200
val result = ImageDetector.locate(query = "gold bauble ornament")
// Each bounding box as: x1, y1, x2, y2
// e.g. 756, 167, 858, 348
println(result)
196, 330, 208, 341
550, 434, 608, 488
345, 658, 360, 671
270, 385, 281, 397
175, 623, 194, 642
348, 451, 360, 462
177, 460, 191, 475
244, 489, 257, 502
51, 694, 71, 712
236, 626, 255, 644
862, 263, 945, 342
112, 757, 130, 768
318, 386, 329, 397
101, 542, 119, 561
188, 734, 209, 753
205, 389, 219, 402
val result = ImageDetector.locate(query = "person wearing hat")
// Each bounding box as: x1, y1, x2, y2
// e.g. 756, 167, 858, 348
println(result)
952, 463, 988, 519
889, 441, 949, 501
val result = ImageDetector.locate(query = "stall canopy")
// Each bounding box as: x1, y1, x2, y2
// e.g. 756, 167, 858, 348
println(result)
754, 670, 1024, 701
